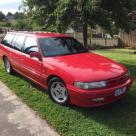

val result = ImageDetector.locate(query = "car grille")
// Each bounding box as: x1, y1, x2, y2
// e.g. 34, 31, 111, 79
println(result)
106, 74, 129, 87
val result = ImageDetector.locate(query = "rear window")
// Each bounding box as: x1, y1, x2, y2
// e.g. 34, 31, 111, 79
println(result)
1, 34, 15, 47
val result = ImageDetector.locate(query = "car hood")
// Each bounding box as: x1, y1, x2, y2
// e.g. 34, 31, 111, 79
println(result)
44, 53, 127, 82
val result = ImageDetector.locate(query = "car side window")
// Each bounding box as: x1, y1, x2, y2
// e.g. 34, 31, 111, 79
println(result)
14, 35, 26, 51
23, 37, 38, 54
12, 34, 18, 47
1, 34, 15, 47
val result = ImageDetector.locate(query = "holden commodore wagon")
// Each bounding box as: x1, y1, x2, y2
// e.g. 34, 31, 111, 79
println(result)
0, 32, 133, 107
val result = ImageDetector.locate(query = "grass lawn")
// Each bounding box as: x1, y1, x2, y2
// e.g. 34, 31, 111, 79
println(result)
0, 48, 136, 136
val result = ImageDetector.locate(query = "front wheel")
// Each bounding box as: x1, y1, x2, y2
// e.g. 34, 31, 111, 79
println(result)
48, 77, 69, 106
4, 57, 13, 74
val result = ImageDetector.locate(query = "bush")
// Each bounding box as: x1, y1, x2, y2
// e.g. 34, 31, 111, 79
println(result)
90, 43, 117, 50
12, 20, 33, 30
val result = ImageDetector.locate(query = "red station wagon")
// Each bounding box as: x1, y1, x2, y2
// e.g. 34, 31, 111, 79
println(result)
0, 32, 133, 107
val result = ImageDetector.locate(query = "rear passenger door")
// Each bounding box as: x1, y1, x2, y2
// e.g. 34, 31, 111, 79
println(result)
22, 36, 42, 83
10, 34, 26, 73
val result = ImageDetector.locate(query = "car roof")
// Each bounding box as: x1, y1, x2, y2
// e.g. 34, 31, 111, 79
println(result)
7, 31, 71, 38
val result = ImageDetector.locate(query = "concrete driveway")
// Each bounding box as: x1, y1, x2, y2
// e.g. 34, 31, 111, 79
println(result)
0, 81, 59, 136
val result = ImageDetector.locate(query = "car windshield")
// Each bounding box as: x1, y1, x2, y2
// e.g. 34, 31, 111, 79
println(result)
39, 37, 88, 57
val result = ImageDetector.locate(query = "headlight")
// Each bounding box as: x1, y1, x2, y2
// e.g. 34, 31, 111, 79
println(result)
74, 81, 107, 90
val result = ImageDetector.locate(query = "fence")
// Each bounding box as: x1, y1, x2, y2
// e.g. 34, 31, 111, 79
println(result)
67, 32, 119, 47
76, 38, 118, 47
91, 38, 118, 47
119, 32, 136, 48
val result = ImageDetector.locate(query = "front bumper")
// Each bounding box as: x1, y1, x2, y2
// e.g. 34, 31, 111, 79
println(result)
67, 78, 133, 107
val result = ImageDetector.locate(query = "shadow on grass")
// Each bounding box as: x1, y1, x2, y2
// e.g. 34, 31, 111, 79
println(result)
70, 94, 136, 135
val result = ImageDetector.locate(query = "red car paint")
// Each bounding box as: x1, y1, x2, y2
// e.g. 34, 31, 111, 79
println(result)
0, 32, 133, 107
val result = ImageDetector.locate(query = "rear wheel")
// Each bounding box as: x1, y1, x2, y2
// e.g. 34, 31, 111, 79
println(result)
3, 57, 13, 74
48, 77, 69, 106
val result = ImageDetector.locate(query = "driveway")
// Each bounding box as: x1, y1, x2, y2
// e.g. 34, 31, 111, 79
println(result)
0, 81, 59, 136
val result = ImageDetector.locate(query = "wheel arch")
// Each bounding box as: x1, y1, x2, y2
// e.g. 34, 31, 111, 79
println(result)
2, 55, 7, 61
47, 75, 66, 85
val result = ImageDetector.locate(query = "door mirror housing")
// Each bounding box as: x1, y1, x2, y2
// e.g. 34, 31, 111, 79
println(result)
29, 52, 42, 61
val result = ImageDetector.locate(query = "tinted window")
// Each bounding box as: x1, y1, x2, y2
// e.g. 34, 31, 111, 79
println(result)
1, 34, 15, 47
14, 35, 26, 51
23, 37, 38, 54
39, 37, 88, 57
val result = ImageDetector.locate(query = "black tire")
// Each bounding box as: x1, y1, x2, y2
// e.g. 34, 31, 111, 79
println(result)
3, 57, 14, 74
48, 77, 69, 106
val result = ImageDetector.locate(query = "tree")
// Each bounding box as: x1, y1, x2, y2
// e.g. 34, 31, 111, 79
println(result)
12, 20, 33, 30
23, 0, 134, 48
14, 12, 25, 19
23, 0, 58, 28
0, 11, 5, 20
131, 0, 136, 10
53, 0, 134, 48
7, 12, 13, 16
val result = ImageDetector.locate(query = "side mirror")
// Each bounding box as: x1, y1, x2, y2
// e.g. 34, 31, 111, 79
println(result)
29, 52, 42, 61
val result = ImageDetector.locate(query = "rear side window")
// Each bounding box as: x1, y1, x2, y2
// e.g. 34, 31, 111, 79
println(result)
14, 35, 26, 51
12, 35, 18, 46
23, 37, 38, 54
1, 34, 15, 47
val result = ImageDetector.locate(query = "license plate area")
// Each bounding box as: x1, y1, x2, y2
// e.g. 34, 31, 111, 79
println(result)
114, 87, 126, 96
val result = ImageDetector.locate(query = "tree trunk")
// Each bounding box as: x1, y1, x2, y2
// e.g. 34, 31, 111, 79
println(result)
82, 1, 88, 48
83, 21, 88, 48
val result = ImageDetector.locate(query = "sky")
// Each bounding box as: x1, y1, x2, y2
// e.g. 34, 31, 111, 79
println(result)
0, 0, 22, 14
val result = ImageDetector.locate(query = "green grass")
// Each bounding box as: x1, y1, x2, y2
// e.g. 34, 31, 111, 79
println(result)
0, 49, 136, 136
